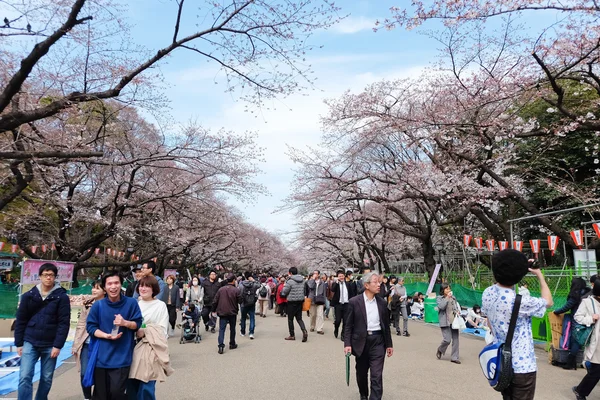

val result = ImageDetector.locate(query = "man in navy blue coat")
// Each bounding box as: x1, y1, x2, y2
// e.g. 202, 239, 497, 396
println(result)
14, 262, 71, 400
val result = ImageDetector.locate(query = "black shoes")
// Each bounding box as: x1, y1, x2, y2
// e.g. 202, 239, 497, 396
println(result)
334, 329, 338, 338
210, 327, 215, 333
403, 331, 410, 337
205, 325, 209, 332
229, 344, 238, 350
436, 350, 442, 360
218, 347, 224, 354
302, 330, 308, 342
451, 360, 461, 364
573, 386, 586, 400
396, 331, 401, 336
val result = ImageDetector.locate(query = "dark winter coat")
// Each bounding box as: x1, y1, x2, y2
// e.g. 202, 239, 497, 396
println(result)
14, 283, 71, 349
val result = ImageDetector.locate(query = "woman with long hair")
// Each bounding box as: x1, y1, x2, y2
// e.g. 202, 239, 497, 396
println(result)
436, 283, 461, 364
72, 280, 105, 400
554, 277, 589, 370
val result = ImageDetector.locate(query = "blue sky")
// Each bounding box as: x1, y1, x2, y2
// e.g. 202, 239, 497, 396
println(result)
123, 0, 443, 239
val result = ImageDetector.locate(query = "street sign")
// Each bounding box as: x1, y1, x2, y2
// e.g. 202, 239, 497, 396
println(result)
0, 259, 13, 271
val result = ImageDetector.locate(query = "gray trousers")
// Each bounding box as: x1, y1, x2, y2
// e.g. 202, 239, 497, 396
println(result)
392, 306, 408, 333
438, 327, 459, 361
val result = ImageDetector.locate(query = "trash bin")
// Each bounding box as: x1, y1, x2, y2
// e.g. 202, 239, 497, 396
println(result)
424, 295, 439, 324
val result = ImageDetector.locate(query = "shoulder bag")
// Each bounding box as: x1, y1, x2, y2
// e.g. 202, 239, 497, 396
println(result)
82, 300, 103, 387
479, 294, 521, 392
573, 297, 597, 347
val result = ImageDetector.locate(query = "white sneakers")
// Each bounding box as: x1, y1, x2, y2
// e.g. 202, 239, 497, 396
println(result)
249, 334, 254, 339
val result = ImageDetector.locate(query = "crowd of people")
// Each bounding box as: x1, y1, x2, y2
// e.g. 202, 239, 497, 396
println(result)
13, 251, 600, 400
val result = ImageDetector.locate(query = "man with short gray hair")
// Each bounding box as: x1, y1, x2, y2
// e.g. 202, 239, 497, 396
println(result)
391, 277, 410, 337
344, 272, 393, 400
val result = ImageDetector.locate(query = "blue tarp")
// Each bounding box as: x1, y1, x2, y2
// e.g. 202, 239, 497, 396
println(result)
0, 341, 73, 395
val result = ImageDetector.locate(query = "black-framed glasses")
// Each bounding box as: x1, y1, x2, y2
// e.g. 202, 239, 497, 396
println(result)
40, 273, 56, 278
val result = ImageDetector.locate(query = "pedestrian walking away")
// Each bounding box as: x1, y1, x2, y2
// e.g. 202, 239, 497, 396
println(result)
482, 250, 553, 400
14, 262, 71, 400
344, 271, 393, 400
280, 267, 308, 342
239, 271, 260, 339
257, 277, 271, 317
212, 273, 242, 354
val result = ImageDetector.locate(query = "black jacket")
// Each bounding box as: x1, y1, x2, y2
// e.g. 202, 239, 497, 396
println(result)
330, 280, 357, 307
343, 294, 393, 358
202, 279, 220, 305
14, 284, 71, 349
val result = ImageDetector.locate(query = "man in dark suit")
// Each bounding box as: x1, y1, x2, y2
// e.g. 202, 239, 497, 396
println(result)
331, 269, 357, 341
344, 272, 393, 400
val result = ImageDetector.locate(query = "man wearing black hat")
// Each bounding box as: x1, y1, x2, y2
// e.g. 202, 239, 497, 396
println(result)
212, 273, 242, 354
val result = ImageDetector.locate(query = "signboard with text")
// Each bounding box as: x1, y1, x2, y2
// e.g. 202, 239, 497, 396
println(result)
20, 259, 75, 294
0, 258, 13, 271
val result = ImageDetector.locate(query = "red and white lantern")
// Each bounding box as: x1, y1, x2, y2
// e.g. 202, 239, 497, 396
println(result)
463, 235, 472, 247
0, 242, 5, 252
593, 223, 600, 239
486, 239, 495, 252
51, 242, 56, 250
571, 230, 584, 249
11, 244, 18, 253
530, 239, 541, 254
474, 238, 483, 250
499, 241, 509, 251
41, 244, 47, 253
95, 248, 100, 255
31, 245, 37, 253
547, 235, 560, 256
513, 241, 523, 251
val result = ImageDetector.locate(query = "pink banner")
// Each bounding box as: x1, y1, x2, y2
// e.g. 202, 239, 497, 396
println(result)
21, 259, 75, 285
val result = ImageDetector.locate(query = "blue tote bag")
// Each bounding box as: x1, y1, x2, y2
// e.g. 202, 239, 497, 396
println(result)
82, 301, 103, 387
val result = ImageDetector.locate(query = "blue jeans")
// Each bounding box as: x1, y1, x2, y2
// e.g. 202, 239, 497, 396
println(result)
18, 341, 58, 400
240, 305, 256, 335
325, 299, 331, 318
80, 343, 92, 399
218, 315, 237, 347
127, 379, 156, 400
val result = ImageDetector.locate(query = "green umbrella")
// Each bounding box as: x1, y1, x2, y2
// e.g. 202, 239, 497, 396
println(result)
345, 352, 351, 386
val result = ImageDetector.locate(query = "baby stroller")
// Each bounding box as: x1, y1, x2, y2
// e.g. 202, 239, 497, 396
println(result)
179, 303, 201, 344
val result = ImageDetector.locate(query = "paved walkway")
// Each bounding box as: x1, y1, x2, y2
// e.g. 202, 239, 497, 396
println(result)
2, 312, 587, 399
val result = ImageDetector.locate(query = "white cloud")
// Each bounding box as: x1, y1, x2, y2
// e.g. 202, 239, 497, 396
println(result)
330, 15, 377, 34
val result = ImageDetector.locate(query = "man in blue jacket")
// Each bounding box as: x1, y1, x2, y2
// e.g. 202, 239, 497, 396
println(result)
14, 262, 71, 400
87, 270, 142, 400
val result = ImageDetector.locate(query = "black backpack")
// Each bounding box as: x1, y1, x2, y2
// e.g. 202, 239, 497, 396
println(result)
259, 284, 268, 298
244, 284, 258, 305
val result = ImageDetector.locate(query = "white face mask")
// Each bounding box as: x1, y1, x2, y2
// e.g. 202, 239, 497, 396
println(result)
192, 280, 198, 286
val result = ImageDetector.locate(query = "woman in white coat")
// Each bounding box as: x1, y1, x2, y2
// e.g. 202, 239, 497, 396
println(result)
129, 275, 169, 400
573, 282, 600, 400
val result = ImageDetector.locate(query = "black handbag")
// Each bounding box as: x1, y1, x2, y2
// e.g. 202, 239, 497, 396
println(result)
314, 294, 326, 305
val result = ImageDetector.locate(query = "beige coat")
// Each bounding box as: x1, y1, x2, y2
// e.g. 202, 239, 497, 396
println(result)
574, 296, 600, 364
129, 324, 174, 383
72, 301, 93, 372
